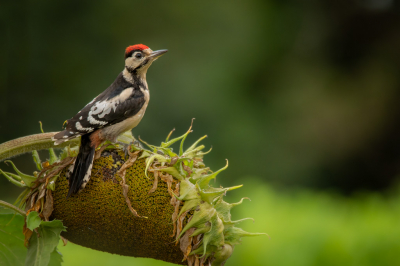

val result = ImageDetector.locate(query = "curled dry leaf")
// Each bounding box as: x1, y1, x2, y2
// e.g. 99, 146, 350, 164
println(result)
37, 183, 46, 202
159, 172, 175, 196
170, 183, 181, 237
176, 209, 191, 244
170, 156, 179, 166
28, 192, 38, 211
182, 163, 192, 177
117, 150, 144, 218
60, 235, 68, 246
34, 156, 75, 188
23, 222, 33, 247
42, 190, 54, 221
180, 227, 196, 261
148, 170, 159, 194
94, 145, 108, 160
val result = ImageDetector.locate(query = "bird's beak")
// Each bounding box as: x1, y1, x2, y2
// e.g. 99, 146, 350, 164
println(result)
150, 49, 168, 60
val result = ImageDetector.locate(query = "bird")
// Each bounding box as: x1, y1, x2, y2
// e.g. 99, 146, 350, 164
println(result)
52, 44, 167, 198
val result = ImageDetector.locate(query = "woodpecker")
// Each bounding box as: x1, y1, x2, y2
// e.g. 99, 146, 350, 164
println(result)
52, 44, 167, 198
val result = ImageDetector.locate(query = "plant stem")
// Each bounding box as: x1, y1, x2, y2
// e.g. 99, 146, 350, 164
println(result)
0, 200, 26, 216
0, 133, 79, 162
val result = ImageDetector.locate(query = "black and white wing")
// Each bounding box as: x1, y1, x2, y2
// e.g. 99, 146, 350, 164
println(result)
52, 75, 145, 145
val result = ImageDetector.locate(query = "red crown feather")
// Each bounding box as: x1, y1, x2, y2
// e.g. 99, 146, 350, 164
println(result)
125, 44, 149, 56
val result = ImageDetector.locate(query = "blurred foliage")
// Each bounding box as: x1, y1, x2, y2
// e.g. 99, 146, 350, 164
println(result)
51, 182, 400, 266
2, 0, 400, 194
0, 214, 26, 266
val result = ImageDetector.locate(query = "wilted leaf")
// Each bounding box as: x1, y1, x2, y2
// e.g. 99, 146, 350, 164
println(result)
0, 214, 26, 266
42, 190, 54, 221
23, 222, 33, 247
32, 151, 42, 171
148, 170, 159, 194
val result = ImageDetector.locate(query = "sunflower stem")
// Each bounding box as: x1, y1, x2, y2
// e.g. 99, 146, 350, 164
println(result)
0, 200, 26, 216
0, 132, 80, 162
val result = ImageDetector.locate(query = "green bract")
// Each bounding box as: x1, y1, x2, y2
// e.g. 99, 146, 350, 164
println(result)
139, 124, 266, 265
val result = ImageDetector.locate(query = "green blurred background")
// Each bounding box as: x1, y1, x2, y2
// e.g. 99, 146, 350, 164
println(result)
1, 0, 400, 265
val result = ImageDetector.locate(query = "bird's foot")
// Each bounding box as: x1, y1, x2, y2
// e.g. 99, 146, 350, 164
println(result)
118, 138, 143, 158
117, 142, 132, 158
132, 140, 143, 150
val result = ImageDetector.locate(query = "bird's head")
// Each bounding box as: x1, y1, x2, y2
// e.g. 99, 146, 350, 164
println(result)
124, 44, 167, 75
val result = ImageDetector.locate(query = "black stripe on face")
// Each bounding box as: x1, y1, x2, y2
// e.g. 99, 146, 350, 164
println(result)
138, 58, 150, 68
125, 49, 141, 59
126, 58, 150, 75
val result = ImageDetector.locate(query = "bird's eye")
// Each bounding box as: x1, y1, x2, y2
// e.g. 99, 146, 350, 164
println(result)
135, 53, 143, 59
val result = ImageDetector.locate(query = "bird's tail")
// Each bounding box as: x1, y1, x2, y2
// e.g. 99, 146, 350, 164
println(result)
67, 134, 95, 198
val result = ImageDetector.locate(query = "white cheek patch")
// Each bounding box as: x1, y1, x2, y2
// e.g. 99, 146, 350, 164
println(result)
125, 57, 141, 70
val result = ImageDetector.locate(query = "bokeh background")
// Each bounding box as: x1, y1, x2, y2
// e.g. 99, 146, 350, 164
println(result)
1, 0, 400, 265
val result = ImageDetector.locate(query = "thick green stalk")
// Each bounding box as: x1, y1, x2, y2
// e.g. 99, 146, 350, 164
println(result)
0, 133, 79, 162
0, 200, 26, 216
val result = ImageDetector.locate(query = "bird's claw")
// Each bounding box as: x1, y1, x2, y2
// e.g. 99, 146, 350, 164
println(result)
118, 140, 143, 158
117, 142, 131, 158
133, 140, 143, 150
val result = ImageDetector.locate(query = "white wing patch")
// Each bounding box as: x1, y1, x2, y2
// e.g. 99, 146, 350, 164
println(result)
90, 100, 118, 118
87, 114, 108, 125
87, 87, 133, 122
76, 121, 94, 132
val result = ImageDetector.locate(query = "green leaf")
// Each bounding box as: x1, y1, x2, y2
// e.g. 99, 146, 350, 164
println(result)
197, 160, 229, 188
0, 214, 26, 266
144, 154, 168, 177
48, 248, 63, 266
25, 220, 66, 266
26, 212, 42, 231
159, 166, 185, 181
183, 135, 207, 155
0, 169, 26, 188
48, 149, 58, 165
32, 151, 42, 171
4, 160, 36, 187
161, 127, 192, 148
116, 130, 134, 145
